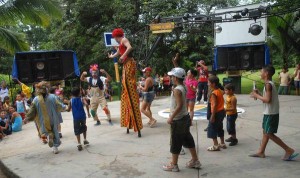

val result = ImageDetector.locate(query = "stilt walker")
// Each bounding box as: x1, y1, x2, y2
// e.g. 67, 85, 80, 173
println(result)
108, 28, 143, 137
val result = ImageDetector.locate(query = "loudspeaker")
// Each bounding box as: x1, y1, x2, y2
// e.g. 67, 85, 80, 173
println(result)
15, 51, 76, 83
215, 44, 266, 71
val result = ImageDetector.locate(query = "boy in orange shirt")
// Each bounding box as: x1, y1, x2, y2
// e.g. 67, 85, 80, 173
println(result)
224, 84, 238, 146
207, 75, 226, 151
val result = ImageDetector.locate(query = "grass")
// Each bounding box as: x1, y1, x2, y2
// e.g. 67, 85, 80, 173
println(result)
217, 68, 296, 94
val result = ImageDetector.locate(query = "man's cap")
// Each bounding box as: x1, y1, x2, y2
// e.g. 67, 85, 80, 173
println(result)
167, 67, 186, 79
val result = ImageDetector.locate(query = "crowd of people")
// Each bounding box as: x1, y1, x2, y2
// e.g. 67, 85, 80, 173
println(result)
0, 27, 299, 173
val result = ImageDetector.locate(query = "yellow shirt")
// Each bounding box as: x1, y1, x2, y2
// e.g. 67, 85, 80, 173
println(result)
225, 95, 237, 115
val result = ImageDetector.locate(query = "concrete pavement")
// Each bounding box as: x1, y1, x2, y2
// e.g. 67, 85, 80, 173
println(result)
0, 95, 300, 178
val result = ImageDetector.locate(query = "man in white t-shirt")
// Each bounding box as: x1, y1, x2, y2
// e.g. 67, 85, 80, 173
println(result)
0, 81, 9, 103
278, 67, 290, 95
80, 64, 112, 125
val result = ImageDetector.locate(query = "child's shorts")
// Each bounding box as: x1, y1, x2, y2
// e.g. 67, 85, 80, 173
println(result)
170, 114, 195, 154
207, 110, 225, 139
262, 114, 279, 134
74, 119, 87, 135
226, 113, 238, 135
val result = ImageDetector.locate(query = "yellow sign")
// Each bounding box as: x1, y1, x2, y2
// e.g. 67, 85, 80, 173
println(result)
150, 22, 175, 33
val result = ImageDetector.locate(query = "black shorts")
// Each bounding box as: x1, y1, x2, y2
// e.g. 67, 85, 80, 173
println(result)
207, 110, 225, 139
170, 114, 195, 154
74, 119, 87, 135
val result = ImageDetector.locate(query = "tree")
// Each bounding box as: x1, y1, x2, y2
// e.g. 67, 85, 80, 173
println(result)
0, 0, 62, 54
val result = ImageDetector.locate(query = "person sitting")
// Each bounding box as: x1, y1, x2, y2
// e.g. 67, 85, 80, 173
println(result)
0, 109, 12, 136
8, 106, 22, 132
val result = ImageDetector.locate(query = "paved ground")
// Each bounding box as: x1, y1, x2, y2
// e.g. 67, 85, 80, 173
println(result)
0, 95, 300, 178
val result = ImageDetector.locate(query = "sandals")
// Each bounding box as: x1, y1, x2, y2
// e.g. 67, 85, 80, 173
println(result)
150, 119, 157, 128
219, 143, 227, 149
207, 145, 220, 151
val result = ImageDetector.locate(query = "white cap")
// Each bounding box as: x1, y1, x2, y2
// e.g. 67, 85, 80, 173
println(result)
167, 67, 186, 79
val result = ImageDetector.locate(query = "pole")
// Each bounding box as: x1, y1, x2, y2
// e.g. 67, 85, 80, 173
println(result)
113, 48, 121, 100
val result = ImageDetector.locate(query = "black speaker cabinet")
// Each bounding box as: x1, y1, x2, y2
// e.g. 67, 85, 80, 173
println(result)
15, 51, 77, 83
215, 44, 266, 71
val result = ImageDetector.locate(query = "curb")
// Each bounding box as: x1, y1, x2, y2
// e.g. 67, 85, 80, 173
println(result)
0, 159, 20, 178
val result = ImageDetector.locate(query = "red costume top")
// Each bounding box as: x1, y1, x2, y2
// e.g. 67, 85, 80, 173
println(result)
119, 42, 127, 63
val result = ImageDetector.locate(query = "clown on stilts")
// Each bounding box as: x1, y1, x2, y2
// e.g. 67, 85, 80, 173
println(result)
80, 64, 113, 125
108, 28, 143, 137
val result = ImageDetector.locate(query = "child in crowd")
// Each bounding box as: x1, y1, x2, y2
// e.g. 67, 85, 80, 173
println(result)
224, 84, 238, 146
8, 106, 22, 132
50, 87, 64, 138
0, 110, 12, 136
15, 94, 26, 123
293, 64, 300, 95
2, 96, 10, 111
80, 86, 91, 118
278, 67, 290, 95
67, 87, 89, 151
163, 67, 201, 172
207, 75, 226, 151
250, 65, 298, 160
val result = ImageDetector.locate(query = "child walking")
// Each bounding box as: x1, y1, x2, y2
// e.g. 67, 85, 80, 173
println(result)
67, 88, 89, 151
250, 65, 298, 160
163, 67, 201, 172
207, 75, 226, 151
224, 84, 238, 146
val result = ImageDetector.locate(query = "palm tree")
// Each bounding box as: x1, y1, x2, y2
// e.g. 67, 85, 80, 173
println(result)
268, 12, 300, 66
0, 0, 62, 54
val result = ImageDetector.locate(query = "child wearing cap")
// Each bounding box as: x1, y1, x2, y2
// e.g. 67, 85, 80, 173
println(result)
163, 67, 201, 172
139, 67, 157, 127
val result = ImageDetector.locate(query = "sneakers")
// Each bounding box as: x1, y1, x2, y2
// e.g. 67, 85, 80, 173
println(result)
225, 137, 234, 142
186, 160, 201, 169
203, 101, 208, 104
108, 120, 113, 126
52, 147, 59, 154
229, 139, 238, 146
83, 140, 89, 145
196, 101, 201, 105
77, 144, 83, 151
180, 148, 185, 155
48, 134, 54, 148
95, 121, 101, 126
163, 163, 179, 172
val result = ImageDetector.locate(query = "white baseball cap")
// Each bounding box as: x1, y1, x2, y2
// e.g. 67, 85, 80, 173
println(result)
167, 67, 186, 79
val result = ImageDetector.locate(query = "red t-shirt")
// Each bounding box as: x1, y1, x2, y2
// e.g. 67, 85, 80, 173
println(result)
197, 67, 208, 82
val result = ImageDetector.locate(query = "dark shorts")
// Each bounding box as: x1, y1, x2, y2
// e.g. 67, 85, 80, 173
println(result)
226, 113, 238, 135
207, 110, 225, 139
294, 81, 300, 89
170, 114, 195, 154
142, 91, 155, 103
74, 119, 87, 135
262, 114, 279, 134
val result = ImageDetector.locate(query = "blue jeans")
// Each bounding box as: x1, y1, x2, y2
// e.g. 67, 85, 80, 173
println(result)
226, 114, 238, 135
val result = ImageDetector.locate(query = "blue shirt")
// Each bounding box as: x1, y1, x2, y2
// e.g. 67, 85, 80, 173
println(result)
71, 97, 86, 120
12, 115, 22, 132
16, 100, 25, 113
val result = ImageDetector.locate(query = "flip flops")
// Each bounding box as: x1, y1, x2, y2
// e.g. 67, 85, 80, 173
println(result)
283, 153, 299, 161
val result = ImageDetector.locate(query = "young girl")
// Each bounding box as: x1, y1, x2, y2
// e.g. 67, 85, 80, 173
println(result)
15, 94, 26, 123
2, 96, 10, 111
184, 69, 198, 125
8, 106, 22, 132
140, 67, 156, 127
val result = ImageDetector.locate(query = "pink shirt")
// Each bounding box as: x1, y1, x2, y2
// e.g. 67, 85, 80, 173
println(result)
185, 78, 198, 99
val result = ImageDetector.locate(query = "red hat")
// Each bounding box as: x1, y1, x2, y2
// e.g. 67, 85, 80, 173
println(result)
112, 28, 124, 38
142, 67, 152, 73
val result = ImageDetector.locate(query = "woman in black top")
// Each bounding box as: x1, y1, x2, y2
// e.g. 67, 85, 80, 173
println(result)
139, 67, 156, 128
